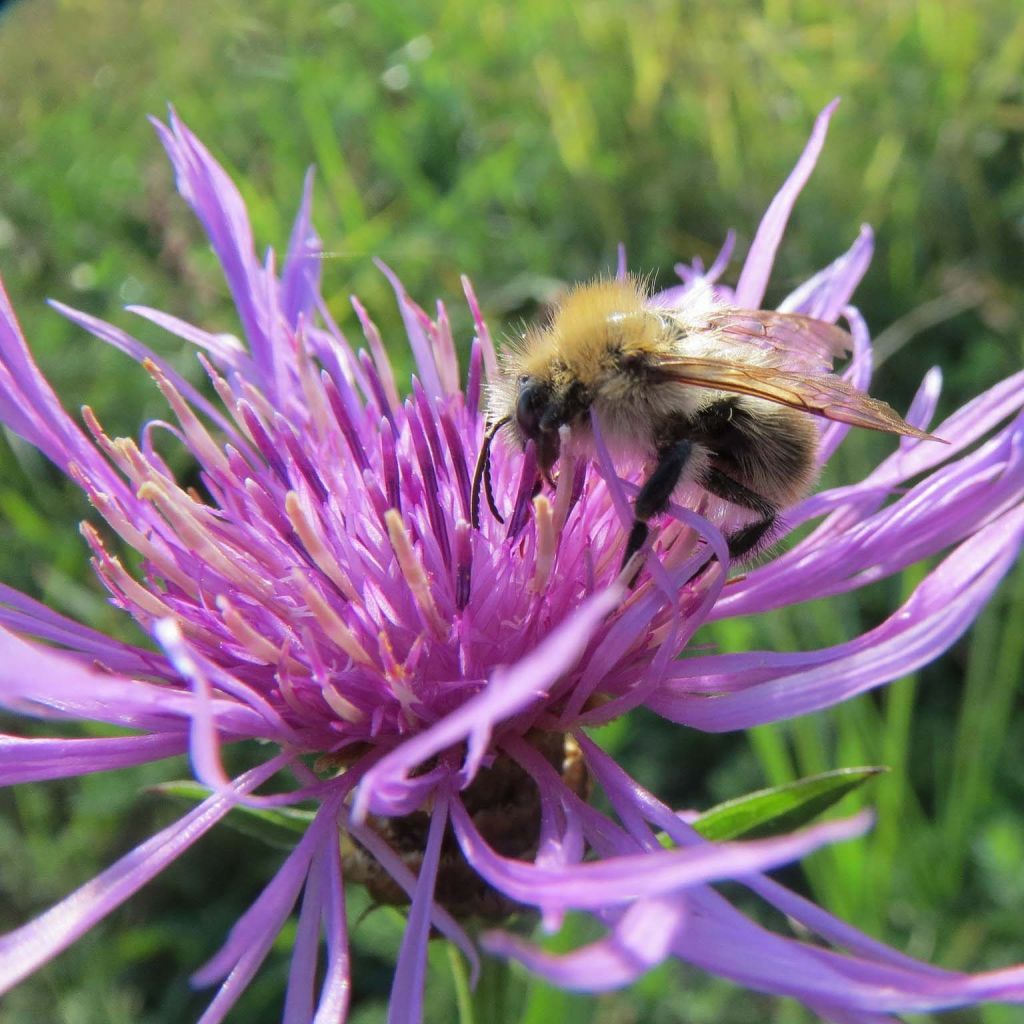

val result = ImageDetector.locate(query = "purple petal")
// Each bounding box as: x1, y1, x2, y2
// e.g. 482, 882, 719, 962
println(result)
192, 795, 339, 985
734, 100, 839, 308
346, 814, 478, 976
486, 895, 687, 990
722, 405, 1024, 617
667, 893, 1024, 1012
126, 304, 252, 373
283, 842, 324, 1024
747, 875, 950, 977
351, 585, 623, 820
0, 279, 119, 479
653, 506, 1024, 729
452, 796, 871, 909
461, 275, 498, 381
281, 168, 322, 328
193, 797, 344, 1024
0, 755, 288, 996
0, 581, 171, 675
311, 830, 350, 1023
0, 733, 187, 785
155, 619, 231, 793
0, 626, 267, 737
151, 112, 275, 387
387, 790, 449, 1024
53, 300, 243, 442
778, 224, 874, 324
816, 303, 874, 461
376, 260, 444, 400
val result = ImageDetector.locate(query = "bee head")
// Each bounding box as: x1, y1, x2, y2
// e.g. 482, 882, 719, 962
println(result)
516, 374, 562, 473
515, 375, 549, 439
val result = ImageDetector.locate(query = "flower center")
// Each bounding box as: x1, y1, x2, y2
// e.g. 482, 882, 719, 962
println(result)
341, 733, 588, 921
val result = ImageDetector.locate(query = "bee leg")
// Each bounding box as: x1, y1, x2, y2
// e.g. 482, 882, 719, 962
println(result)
621, 440, 694, 571
700, 468, 779, 560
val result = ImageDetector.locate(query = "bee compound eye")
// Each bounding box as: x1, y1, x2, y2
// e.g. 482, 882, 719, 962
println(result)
515, 381, 548, 440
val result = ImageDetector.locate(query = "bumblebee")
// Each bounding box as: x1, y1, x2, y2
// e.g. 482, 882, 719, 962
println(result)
473, 277, 939, 568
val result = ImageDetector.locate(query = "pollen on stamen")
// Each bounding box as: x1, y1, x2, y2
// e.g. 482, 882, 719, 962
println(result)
216, 595, 282, 664
284, 490, 361, 604
73, 474, 196, 593
290, 568, 373, 667
138, 480, 272, 601
80, 406, 126, 470
115, 436, 169, 491
376, 630, 418, 720
532, 495, 556, 593
79, 522, 176, 620
384, 508, 448, 638
143, 358, 232, 478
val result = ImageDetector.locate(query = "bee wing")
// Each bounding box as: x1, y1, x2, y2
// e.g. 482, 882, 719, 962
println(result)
695, 309, 852, 374
653, 357, 944, 441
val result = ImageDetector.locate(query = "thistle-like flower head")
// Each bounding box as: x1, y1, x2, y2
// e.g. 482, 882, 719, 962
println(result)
1, 102, 1023, 1022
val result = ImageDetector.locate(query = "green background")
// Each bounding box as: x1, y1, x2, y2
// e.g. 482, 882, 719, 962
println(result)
0, 0, 1022, 1021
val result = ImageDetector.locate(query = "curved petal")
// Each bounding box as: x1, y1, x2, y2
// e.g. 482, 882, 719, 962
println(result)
351, 585, 623, 820
734, 100, 839, 308
0, 626, 267, 737
653, 506, 1024, 729
0, 755, 288, 995
0, 733, 187, 785
387, 790, 449, 1024
451, 795, 871, 910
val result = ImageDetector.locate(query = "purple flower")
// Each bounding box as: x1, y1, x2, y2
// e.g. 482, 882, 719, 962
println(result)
1, 100, 1023, 1023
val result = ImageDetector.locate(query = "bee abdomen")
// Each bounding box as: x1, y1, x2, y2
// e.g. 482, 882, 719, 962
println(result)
694, 398, 819, 504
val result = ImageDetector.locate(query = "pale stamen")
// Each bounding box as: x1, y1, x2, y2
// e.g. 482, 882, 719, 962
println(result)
294, 326, 332, 443
80, 522, 176, 620
284, 491, 361, 604
550, 442, 578, 534
384, 508, 447, 638
321, 683, 366, 724
139, 480, 273, 601
196, 353, 254, 445
216, 595, 282, 664
143, 359, 232, 479
532, 494, 555, 593
290, 568, 373, 667
71, 471, 199, 594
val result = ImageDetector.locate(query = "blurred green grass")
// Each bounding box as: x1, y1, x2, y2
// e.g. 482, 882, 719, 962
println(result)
0, 0, 1022, 1021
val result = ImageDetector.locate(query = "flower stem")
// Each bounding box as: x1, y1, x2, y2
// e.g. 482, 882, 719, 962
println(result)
470, 953, 515, 1024
447, 942, 475, 1024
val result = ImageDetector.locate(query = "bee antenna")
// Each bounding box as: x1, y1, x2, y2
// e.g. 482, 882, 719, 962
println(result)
471, 417, 509, 528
